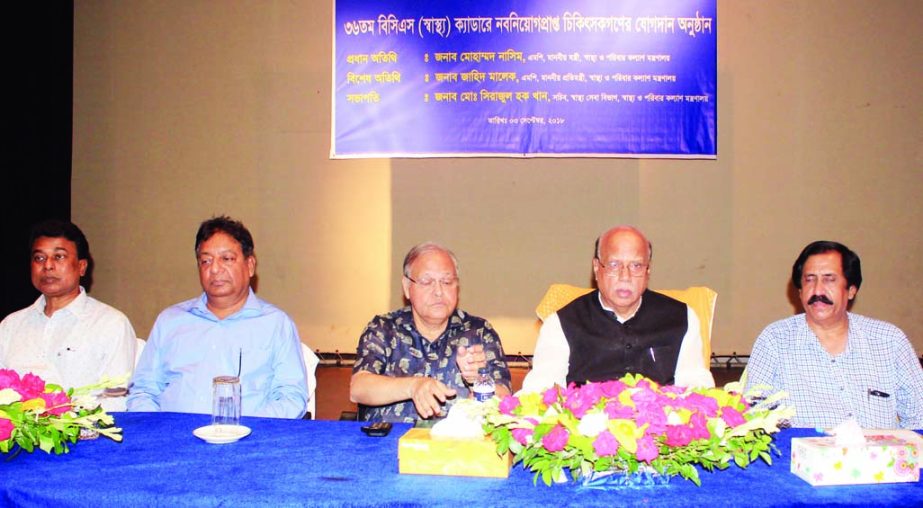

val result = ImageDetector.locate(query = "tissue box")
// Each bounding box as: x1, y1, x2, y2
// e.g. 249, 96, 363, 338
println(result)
791, 431, 921, 486
398, 428, 511, 478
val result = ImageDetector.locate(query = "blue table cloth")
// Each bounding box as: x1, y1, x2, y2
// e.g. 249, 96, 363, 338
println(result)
1, 412, 921, 507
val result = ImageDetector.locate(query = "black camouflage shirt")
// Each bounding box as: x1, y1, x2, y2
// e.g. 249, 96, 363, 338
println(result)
352, 307, 511, 423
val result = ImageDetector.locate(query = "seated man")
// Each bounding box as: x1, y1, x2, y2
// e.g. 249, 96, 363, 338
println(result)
745, 241, 923, 428
350, 242, 512, 423
523, 226, 714, 391
0, 219, 136, 392
128, 216, 308, 418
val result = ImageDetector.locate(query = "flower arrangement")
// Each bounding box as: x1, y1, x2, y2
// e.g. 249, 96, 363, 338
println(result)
0, 369, 124, 458
483, 373, 793, 486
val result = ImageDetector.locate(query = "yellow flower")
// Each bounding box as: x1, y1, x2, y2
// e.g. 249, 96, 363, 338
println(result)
608, 418, 643, 454
21, 397, 47, 412
667, 407, 692, 425
518, 392, 545, 415
618, 389, 636, 408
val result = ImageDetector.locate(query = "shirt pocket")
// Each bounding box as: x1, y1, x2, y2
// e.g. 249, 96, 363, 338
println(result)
239, 341, 273, 392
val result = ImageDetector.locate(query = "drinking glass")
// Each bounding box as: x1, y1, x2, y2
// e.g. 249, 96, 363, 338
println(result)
212, 375, 241, 428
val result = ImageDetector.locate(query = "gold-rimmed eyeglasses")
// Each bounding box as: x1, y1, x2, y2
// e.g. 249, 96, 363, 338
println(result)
598, 260, 648, 277
406, 275, 459, 290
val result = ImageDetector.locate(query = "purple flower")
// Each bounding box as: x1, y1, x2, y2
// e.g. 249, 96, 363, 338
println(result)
17, 373, 46, 399
563, 385, 599, 419
635, 402, 668, 434
0, 418, 13, 441
631, 385, 659, 405
0, 369, 20, 390
720, 406, 746, 427
660, 384, 686, 395
541, 425, 570, 452
664, 424, 694, 447
512, 427, 534, 445
593, 430, 620, 457
635, 435, 659, 463
542, 387, 560, 406
682, 393, 719, 417
580, 382, 604, 404
603, 400, 634, 419
40, 391, 72, 416
599, 380, 627, 398
689, 413, 711, 440
498, 395, 521, 415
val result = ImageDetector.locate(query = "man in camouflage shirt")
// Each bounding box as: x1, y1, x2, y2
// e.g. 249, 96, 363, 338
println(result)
350, 242, 511, 423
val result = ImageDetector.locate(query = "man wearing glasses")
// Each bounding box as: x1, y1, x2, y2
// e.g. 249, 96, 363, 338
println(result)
523, 225, 714, 391
350, 242, 511, 422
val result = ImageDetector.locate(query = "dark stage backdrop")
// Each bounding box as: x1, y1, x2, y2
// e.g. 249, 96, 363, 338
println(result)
1, 3, 74, 319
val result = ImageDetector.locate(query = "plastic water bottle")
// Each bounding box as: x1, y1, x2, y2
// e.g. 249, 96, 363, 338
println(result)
473, 367, 495, 402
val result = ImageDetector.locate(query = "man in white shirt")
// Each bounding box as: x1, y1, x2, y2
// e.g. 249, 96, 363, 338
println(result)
523, 225, 714, 391
0, 220, 136, 393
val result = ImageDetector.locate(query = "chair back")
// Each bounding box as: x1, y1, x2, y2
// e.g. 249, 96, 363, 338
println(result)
135, 337, 146, 367
535, 283, 717, 367
301, 343, 320, 419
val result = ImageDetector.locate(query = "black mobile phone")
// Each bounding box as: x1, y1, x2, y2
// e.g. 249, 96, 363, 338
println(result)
361, 421, 393, 437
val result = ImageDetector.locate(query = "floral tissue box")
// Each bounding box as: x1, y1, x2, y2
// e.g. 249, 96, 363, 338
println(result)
791, 430, 921, 486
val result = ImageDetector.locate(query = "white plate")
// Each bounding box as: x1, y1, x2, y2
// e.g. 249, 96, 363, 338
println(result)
193, 424, 252, 444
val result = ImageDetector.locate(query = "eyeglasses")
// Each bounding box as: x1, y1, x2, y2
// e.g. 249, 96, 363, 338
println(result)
598, 260, 648, 277
406, 275, 458, 290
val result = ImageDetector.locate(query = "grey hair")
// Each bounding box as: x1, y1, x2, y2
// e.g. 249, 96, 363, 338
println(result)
402, 242, 460, 278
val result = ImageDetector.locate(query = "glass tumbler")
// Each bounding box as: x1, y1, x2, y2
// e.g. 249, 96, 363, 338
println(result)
212, 375, 241, 428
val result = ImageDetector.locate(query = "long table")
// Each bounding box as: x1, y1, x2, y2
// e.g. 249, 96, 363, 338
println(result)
1, 412, 920, 507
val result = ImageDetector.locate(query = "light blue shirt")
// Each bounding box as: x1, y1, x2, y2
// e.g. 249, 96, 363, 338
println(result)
128, 289, 308, 418
746, 312, 923, 429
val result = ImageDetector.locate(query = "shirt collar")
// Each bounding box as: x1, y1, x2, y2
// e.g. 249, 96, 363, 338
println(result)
844, 312, 865, 354
398, 306, 465, 337
32, 286, 89, 318
189, 287, 261, 322
801, 312, 863, 356
597, 290, 643, 323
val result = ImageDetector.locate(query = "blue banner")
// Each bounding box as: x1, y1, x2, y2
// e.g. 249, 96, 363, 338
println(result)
332, 1, 716, 158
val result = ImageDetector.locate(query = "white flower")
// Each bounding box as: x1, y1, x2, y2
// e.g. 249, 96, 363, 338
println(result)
577, 411, 609, 437
431, 399, 486, 439
0, 388, 21, 406
666, 410, 685, 425
711, 417, 727, 437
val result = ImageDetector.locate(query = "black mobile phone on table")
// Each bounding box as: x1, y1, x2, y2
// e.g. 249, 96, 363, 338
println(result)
361, 421, 393, 437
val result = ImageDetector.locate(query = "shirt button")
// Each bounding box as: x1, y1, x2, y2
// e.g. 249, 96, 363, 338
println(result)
625, 344, 632, 350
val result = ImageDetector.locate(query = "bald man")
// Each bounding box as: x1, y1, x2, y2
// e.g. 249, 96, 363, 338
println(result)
523, 226, 714, 391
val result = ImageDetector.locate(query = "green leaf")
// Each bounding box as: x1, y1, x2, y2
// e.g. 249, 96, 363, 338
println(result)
733, 452, 748, 468
38, 434, 54, 453
541, 468, 552, 486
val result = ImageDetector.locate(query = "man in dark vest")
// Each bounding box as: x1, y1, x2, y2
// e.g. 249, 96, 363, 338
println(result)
523, 226, 714, 390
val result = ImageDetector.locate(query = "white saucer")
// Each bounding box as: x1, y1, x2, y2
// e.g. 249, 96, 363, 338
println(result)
193, 424, 252, 444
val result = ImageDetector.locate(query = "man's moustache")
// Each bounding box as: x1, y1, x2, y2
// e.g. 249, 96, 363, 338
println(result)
808, 294, 834, 305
